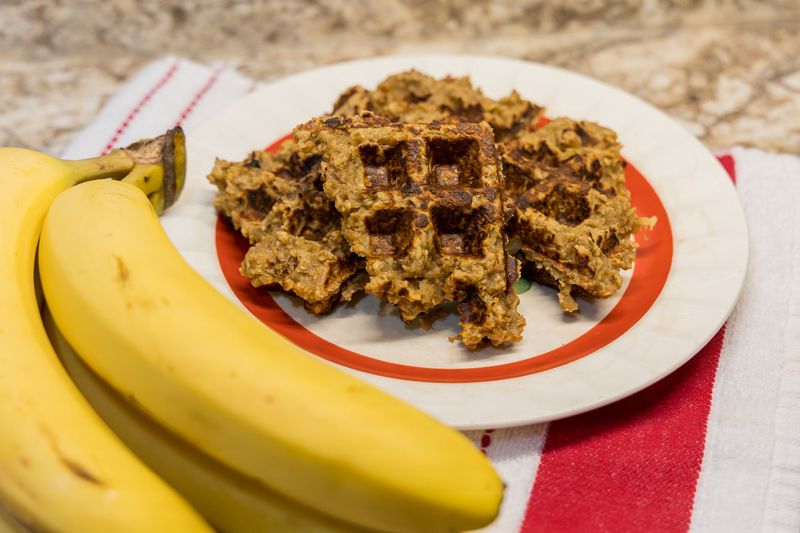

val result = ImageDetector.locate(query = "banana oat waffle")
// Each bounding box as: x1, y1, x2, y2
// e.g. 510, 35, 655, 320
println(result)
504, 118, 655, 312
208, 141, 363, 314
332, 70, 543, 143
294, 113, 525, 348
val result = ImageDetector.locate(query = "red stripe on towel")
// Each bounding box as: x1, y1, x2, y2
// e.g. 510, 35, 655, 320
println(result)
480, 429, 495, 455
175, 67, 225, 127
717, 154, 736, 184
101, 60, 180, 154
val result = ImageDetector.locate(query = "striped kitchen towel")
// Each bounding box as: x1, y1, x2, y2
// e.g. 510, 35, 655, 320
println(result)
59, 56, 800, 533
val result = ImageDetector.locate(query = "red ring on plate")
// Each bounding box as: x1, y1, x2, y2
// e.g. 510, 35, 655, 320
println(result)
215, 132, 672, 383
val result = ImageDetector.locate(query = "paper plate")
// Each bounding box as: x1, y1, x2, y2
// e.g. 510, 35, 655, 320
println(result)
162, 54, 748, 429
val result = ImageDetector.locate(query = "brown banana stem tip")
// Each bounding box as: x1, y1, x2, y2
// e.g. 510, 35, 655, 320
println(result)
123, 127, 186, 210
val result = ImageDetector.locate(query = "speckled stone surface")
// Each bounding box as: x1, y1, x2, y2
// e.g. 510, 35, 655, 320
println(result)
1, 0, 798, 155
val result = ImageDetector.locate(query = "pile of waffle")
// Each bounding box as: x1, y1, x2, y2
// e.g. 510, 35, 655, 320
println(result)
209, 71, 654, 348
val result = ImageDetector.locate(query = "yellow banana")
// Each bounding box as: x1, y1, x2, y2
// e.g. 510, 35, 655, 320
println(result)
0, 140, 212, 532
44, 307, 378, 533
39, 178, 504, 533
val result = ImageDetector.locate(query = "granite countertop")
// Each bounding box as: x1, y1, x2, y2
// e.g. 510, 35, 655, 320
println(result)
1, 0, 798, 155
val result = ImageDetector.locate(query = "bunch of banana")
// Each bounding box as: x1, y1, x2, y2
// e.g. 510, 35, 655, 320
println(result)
0, 132, 213, 532
38, 177, 504, 531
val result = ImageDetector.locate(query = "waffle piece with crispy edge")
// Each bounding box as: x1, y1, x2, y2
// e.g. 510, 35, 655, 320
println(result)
501, 117, 628, 201
241, 229, 363, 315
294, 113, 525, 348
502, 117, 654, 312
208, 141, 363, 314
332, 70, 543, 143
511, 171, 653, 313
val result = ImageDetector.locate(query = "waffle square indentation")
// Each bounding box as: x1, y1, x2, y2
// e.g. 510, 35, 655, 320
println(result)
360, 143, 409, 190
365, 208, 414, 256
428, 138, 481, 189
431, 206, 486, 256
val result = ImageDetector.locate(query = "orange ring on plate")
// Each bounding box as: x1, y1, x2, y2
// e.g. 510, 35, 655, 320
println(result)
215, 133, 672, 383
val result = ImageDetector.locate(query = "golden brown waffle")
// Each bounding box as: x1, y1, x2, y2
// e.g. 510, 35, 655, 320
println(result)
208, 142, 363, 314
333, 70, 543, 142
295, 113, 525, 348
504, 118, 654, 312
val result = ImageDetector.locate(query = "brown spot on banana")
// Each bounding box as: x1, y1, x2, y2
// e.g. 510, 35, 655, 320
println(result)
38, 424, 105, 487
346, 383, 368, 394
114, 255, 129, 285
59, 458, 104, 486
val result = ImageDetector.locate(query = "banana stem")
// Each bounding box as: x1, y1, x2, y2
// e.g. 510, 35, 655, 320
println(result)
65, 150, 135, 184
61, 126, 186, 215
